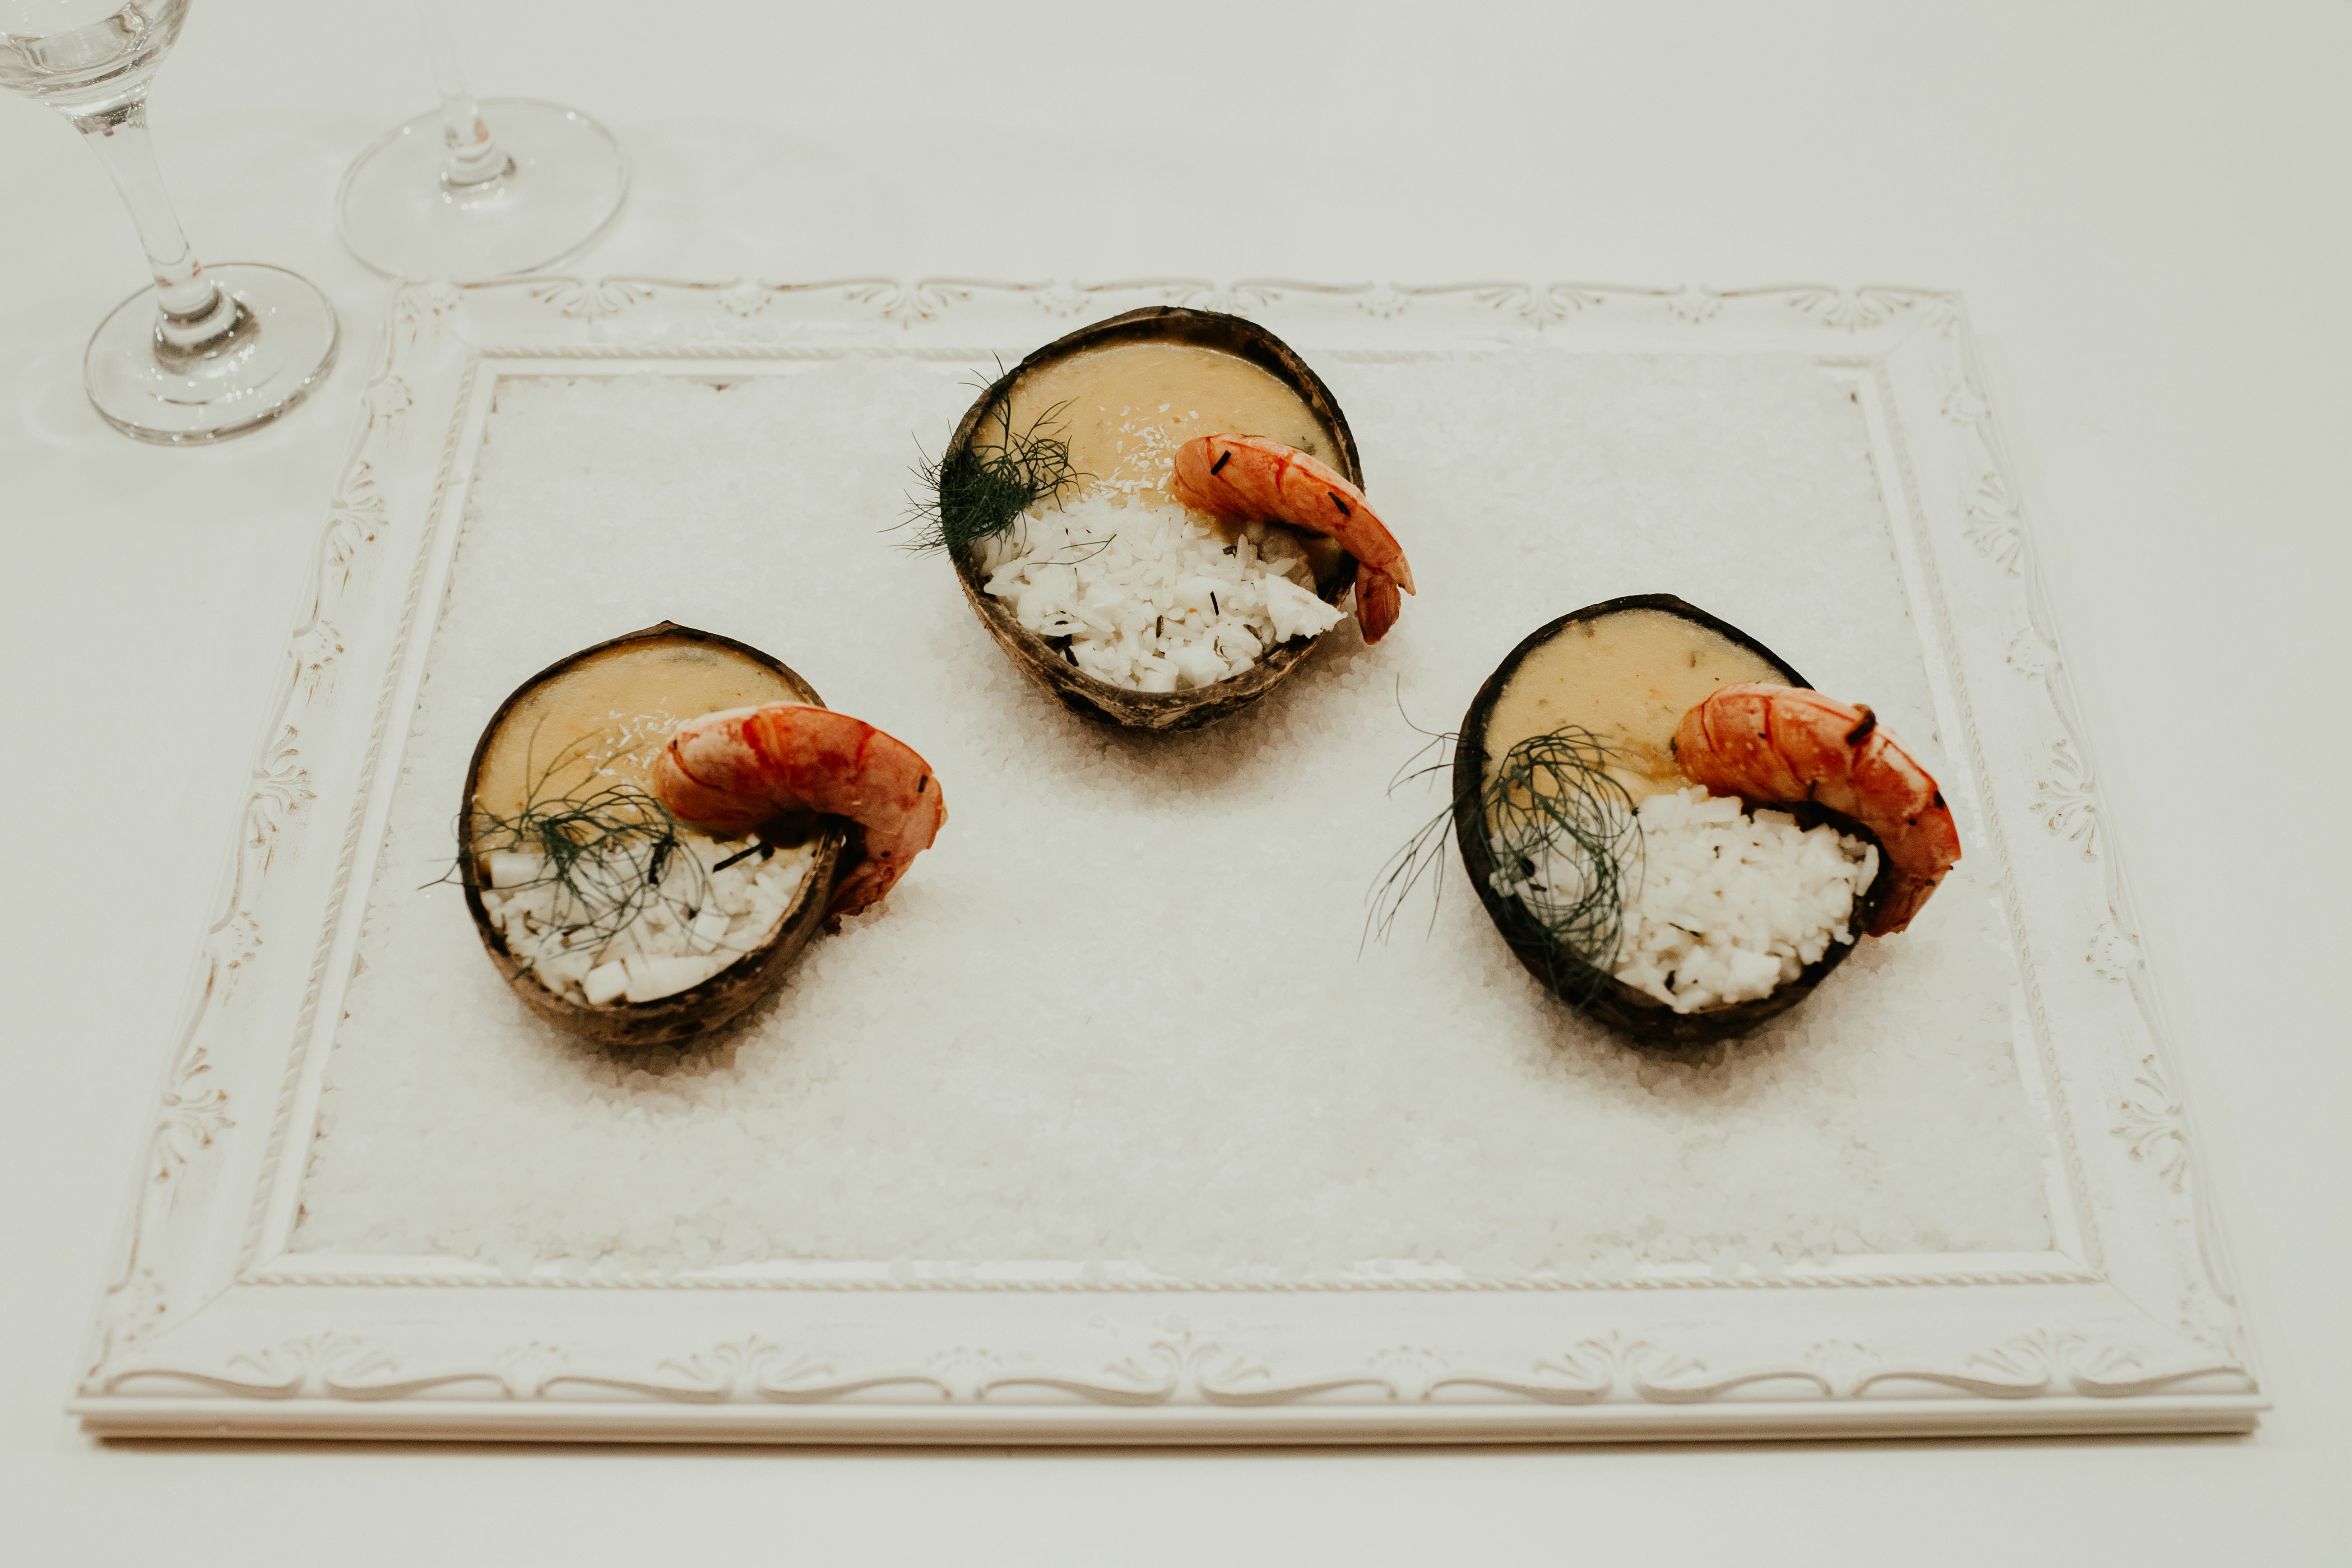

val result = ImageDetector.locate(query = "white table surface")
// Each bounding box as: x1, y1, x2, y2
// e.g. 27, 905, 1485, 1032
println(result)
4, 2, 2347, 1561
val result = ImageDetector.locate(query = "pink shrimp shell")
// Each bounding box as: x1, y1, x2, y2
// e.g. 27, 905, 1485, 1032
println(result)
1167, 434, 1416, 643
1673, 682, 1961, 937
653, 702, 946, 919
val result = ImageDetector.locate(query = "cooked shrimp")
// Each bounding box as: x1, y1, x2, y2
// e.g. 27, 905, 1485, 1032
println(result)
1674, 683, 1960, 936
653, 704, 946, 919
1168, 434, 1416, 644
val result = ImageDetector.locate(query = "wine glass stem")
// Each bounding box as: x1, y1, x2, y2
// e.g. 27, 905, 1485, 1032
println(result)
70, 101, 239, 353
416, 0, 509, 190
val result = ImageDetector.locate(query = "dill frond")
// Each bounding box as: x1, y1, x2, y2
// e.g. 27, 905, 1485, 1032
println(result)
1364, 727, 1465, 948
901, 393, 1081, 555
466, 783, 713, 953
1483, 728, 1642, 1003
1366, 721, 1644, 1011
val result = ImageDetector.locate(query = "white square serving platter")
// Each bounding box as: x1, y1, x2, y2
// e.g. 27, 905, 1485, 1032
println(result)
71, 276, 2262, 1444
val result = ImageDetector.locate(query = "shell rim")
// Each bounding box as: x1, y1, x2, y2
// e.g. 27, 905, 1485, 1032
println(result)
1451, 593, 1893, 1050
942, 306, 1366, 730
456, 619, 848, 1045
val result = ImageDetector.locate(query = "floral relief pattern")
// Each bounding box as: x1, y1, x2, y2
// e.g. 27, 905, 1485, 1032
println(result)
1962, 468, 2025, 573
1948, 1330, 2136, 1396
442, 275, 1984, 340
1942, 379, 1991, 429
1784, 285, 1915, 333
210, 907, 263, 973
1665, 284, 1722, 324
285, 464, 390, 699
182, 732, 311, 977
554, 1336, 954, 1405
326, 464, 389, 569
95, 1320, 2250, 1414
151, 1049, 231, 1186
289, 619, 345, 699
2032, 737, 2098, 859
236, 1333, 403, 1396
77, 278, 2256, 1441
2087, 917, 2142, 983
110, 1269, 170, 1350
981, 1332, 1393, 1407
490, 1340, 575, 1398
1478, 282, 1604, 327
527, 277, 653, 322
2179, 1276, 2250, 1369
837, 279, 974, 326
102, 1333, 392, 1399
1431, 1331, 1690, 1404
1802, 1339, 1880, 1397
363, 373, 413, 432
390, 282, 464, 351
2004, 626, 2056, 682
2115, 1054, 2187, 1191
1032, 279, 1089, 319
715, 282, 772, 319
247, 734, 315, 868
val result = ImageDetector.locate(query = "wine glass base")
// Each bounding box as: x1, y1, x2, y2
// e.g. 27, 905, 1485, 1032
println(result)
85, 263, 340, 445
337, 98, 628, 280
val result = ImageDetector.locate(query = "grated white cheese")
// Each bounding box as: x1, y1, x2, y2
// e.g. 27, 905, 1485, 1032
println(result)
480, 832, 819, 1007
976, 494, 1344, 691
1493, 786, 1879, 1015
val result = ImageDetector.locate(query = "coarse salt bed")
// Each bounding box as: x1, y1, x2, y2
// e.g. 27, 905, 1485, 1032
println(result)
976, 493, 1342, 691
293, 352, 2051, 1280
1494, 787, 1878, 1013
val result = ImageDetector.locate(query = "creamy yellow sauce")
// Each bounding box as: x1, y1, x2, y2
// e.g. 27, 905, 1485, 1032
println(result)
473, 638, 802, 824
1482, 609, 1784, 801
986, 341, 1337, 502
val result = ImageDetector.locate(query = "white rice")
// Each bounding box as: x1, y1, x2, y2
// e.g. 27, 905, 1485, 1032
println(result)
1494, 787, 1877, 1014
481, 833, 818, 1006
974, 493, 1343, 690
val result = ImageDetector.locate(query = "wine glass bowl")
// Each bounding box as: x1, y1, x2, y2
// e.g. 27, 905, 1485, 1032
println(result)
0, 0, 186, 113
2, 0, 339, 444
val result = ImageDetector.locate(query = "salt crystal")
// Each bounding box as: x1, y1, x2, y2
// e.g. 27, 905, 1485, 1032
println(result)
295, 353, 2047, 1279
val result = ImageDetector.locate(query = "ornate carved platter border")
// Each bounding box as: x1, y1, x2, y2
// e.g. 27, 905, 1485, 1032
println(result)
69, 278, 2263, 1443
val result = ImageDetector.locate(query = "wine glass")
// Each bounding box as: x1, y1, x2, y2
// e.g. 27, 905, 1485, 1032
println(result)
0, 0, 339, 444
335, 1, 626, 280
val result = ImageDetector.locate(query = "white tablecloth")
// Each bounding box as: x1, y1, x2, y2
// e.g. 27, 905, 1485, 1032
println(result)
3, 2, 2346, 1561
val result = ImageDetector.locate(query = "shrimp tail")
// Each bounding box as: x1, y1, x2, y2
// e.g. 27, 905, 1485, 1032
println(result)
1868, 869, 1946, 938
1355, 565, 1402, 644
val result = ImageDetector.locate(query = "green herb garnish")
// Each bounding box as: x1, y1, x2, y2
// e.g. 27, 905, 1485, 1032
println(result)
902, 395, 1081, 555
1480, 728, 1642, 993
446, 728, 719, 960
467, 782, 714, 954
1369, 722, 1643, 1009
